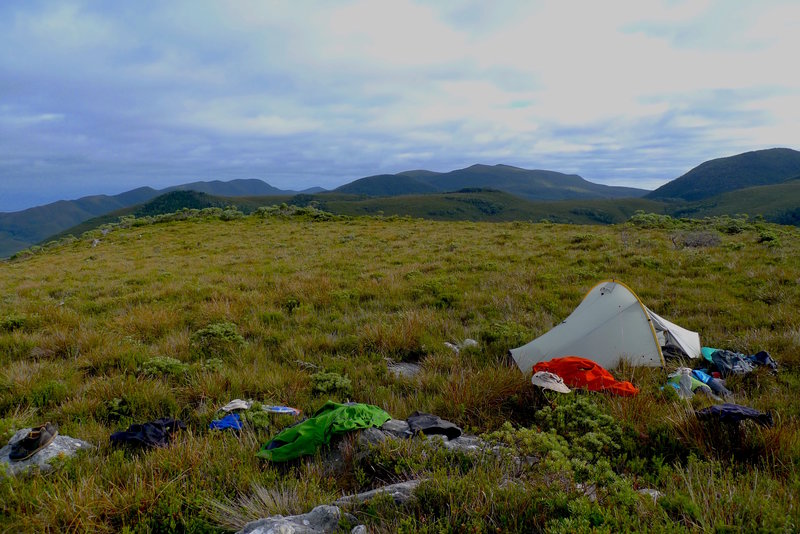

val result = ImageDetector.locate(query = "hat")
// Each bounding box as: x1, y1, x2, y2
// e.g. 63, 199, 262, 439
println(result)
531, 371, 571, 394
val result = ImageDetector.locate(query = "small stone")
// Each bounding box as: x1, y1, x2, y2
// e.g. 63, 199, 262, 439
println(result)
638, 488, 663, 502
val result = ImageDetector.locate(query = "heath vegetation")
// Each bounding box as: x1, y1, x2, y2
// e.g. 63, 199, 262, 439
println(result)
0, 208, 798, 532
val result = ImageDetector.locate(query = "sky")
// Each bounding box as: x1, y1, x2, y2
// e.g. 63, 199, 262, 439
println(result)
1, 0, 799, 212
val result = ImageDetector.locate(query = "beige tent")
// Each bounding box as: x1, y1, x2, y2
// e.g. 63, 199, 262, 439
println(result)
510, 280, 701, 374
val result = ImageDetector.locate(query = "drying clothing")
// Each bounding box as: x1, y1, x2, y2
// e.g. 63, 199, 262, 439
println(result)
667, 373, 709, 398
532, 357, 639, 397
711, 349, 778, 377
209, 413, 243, 431
691, 369, 733, 398
746, 351, 778, 372
263, 405, 302, 416
220, 399, 252, 412
696, 403, 773, 427
257, 401, 391, 462
407, 412, 462, 440
110, 418, 186, 448
711, 350, 755, 377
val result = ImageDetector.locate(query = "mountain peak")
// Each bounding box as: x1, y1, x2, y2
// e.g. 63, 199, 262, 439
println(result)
647, 147, 800, 201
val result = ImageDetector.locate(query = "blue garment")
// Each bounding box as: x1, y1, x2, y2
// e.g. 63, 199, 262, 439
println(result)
209, 413, 242, 431
746, 351, 778, 372
691, 369, 712, 384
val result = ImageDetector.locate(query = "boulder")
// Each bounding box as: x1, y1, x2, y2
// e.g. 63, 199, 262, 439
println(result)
380, 419, 412, 439
238, 504, 349, 534
0, 428, 93, 477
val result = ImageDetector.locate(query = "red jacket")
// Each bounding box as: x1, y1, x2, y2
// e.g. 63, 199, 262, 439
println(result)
533, 356, 639, 397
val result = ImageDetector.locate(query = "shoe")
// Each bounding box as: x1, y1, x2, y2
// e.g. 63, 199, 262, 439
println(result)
9, 422, 59, 462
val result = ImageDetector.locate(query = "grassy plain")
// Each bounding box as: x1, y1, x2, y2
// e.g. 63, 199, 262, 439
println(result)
1, 210, 799, 532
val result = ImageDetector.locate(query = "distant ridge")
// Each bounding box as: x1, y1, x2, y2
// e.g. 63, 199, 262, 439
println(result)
647, 148, 800, 201
336, 164, 649, 200
163, 178, 287, 196
335, 174, 439, 196
5, 148, 800, 258
0, 179, 296, 257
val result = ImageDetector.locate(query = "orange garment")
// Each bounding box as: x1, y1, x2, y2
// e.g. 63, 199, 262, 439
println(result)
532, 356, 639, 397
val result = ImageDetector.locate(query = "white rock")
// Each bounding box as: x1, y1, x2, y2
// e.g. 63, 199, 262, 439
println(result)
0, 428, 93, 477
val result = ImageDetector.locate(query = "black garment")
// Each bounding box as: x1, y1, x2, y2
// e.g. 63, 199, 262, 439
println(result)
407, 412, 462, 440
696, 403, 773, 427
110, 418, 186, 448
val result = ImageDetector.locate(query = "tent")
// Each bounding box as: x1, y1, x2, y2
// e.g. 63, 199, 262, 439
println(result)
510, 280, 701, 374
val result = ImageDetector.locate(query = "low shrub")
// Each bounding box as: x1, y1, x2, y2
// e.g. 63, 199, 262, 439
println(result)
139, 356, 189, 378
310, 371, 353, 399
191, 322, 245, 359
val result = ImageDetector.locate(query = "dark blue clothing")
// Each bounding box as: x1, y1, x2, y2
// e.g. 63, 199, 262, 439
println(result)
110, 418, 186, 448
696, 403, 773, 427
209, 413, 243, 431
746, 351, 778, 372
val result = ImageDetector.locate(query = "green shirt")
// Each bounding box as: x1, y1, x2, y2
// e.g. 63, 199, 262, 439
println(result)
257, 400, 391, 462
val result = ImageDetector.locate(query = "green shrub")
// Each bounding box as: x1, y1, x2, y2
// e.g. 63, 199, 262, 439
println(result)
479, 321, 529, 353
628, 212, 680, 229
758, 228, 781, 246
139, 356, 189, 378
191, 322, 245, 359
220, 208, 244, 221
0, 315, 30, 332
310, 371, 352, 398
281, 297, 301, 315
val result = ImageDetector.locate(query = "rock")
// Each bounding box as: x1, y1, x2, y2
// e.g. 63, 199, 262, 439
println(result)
0, 428, 93, 477
237, 504, 343, 534
460, 339, 478, 349
387, 362, 421, 379
638, 488, 664, 502
350, 526, 367, 534
442, 434, 485, 452
380, 419, 412, 439
335, 480, 422, 507
357, 427, 392, 448
444, 342, 460, 354
576, 483, 597, 502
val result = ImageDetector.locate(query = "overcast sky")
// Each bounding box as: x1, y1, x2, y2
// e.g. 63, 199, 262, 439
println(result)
1, 0, 799, 212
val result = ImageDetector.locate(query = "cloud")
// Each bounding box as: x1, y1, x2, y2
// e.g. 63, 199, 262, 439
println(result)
0, 0, 799, 211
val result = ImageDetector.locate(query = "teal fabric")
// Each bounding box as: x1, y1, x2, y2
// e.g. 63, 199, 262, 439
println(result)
257, 401, 391, 462
701, 346, 720, 362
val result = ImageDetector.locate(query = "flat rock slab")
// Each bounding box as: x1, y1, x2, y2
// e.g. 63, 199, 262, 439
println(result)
335, 480, 422, 506
238, 504, 363, 534
387, 362, 421, 379
1, 428, 93, 477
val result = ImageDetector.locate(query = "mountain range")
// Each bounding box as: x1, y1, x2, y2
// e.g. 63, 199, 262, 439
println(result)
337, 165, 647, 200
2, 147, 799, 258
